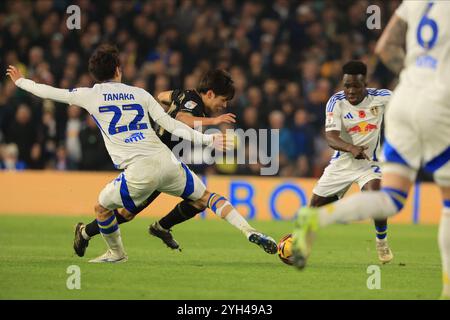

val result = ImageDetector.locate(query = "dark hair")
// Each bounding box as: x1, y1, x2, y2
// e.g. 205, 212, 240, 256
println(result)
88, 44, 121, 82
342, 60, 367, 76
197, 69, 235, 100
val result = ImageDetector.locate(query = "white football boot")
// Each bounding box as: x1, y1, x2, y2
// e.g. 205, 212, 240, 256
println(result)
376, 239, 394, 264
89, 249, 128, 263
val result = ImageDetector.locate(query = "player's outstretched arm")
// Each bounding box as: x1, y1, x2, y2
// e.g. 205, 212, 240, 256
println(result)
325, 131, 370, 160
176, 111, 236, 128
6, 65, 82, 105
147, 93, 233, 151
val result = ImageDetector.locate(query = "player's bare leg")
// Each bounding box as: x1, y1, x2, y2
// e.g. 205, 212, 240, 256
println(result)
74, 208, 134, 257
439, 186, 450, 299
362, 179, 394, 264
292, 165, 414, 270
194, 191, 277, 254
88, 204, 128, 263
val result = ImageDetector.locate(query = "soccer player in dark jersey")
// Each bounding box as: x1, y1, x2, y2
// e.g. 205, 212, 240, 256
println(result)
73, 69, 277, 255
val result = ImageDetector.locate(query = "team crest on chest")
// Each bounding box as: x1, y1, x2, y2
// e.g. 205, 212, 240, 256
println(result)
370, 106, 380, 116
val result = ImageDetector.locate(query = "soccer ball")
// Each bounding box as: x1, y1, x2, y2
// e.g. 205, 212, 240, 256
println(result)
277, 234, 294, 265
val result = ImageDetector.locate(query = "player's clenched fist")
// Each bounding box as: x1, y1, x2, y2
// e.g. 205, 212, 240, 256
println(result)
6, 65, 23, 83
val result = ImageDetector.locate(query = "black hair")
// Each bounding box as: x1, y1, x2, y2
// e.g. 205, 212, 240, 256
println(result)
342, 60, 367, 76
197, 69, 235, 100
88, 44, 121, 82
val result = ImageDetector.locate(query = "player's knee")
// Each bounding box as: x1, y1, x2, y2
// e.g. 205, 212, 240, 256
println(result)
94, 203, 108, 214
119, 209, 135, 221
95, 203, 112, 220
190, 198, 207, 210
192, 191, 211, 210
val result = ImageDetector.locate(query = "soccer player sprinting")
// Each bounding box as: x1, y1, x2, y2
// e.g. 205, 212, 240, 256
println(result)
310, 60, 393, 264
291, 1, 450, 299
6, 44, 240, 263
72, 69, 277, 255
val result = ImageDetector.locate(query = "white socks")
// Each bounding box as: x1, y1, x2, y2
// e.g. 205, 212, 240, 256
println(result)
438, 205, 450, 298
207, 193, 255, 238
224, 209, 255, 238
317, 191, 401, 227
97, 216, 126, 256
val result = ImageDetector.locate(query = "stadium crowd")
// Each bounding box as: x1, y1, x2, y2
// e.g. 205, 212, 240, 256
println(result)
0, 0, 400, 176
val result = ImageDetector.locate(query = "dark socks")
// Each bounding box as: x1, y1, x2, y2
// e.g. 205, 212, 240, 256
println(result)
159, 200, 203, 230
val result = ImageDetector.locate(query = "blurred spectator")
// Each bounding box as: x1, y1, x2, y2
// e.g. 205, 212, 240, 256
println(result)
3, 104, 37, 166
0, 143, 26, 170
65, 105, 83, 169
79, 116, 113, 171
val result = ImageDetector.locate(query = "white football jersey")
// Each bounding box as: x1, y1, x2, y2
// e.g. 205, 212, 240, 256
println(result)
325, 89, 392, 163
15, 80, 213, 169
396, 1, 450, 101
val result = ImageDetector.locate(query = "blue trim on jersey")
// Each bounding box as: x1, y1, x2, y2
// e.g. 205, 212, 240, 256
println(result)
382, 139, 410, 167
326, 93, 346, 112
367, 89, 391, 96
181, 162, 194, 198
120, 173, 138, 213
424, 146, 450, 173
444, 199, 450, 208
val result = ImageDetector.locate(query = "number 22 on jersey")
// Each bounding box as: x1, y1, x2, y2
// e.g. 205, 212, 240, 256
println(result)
99, 104, 148, 135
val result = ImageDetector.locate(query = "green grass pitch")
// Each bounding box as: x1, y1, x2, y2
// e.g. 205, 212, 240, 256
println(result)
0, 215, 442, 299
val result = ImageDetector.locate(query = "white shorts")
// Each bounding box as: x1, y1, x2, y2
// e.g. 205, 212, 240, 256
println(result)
382, 84, 450, 186
313, 158, 382, 199
98, 150, 206, 213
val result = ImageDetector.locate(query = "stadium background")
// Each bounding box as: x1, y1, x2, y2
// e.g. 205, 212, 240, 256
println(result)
0, 0, 439, 223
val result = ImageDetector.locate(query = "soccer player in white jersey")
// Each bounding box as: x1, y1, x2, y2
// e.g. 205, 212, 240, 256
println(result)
5, 44, 274, 263
311, 60, 393, 263
291, 1, 450, 299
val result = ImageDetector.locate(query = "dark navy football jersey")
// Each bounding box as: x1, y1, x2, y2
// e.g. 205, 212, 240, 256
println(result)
153, 89, 206, 149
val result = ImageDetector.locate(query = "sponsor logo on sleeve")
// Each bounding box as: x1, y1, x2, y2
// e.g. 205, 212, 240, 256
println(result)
184, 101, 198, 110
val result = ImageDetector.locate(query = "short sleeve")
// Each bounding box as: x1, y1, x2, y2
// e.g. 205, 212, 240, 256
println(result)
178, 94, 204, 117
376, 89, 392, 106
324, 97, 343, 132
170, 89, 183, 102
